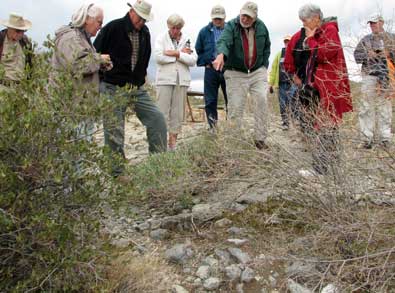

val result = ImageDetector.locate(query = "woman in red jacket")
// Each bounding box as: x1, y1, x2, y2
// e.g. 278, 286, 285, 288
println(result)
284, 4, 353, 175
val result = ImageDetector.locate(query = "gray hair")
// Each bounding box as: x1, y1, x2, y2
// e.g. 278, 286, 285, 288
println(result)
167, 14, 185, 28
298, 4, 323, 20
71, 4, 103, 28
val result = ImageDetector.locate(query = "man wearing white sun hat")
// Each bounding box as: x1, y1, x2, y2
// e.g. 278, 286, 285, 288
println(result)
0, 13, 33, 88
94, 0, 167, 177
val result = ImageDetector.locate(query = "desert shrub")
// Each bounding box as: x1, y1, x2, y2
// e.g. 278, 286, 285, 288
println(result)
0, 45, 116, 291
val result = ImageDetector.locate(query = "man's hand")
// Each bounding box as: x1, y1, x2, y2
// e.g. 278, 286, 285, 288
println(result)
164, 50, 180, 58
213, 53, 224, 71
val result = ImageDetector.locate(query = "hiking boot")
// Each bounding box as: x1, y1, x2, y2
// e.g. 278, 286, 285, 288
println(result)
254, 140, 269, 150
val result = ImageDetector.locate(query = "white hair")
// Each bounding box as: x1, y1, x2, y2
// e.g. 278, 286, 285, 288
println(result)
298, 3, 323, 20
167, 14, 185, 28
71, 3, 103, 28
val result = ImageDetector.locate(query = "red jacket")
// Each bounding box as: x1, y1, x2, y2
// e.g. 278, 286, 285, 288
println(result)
284, 21, 352, 124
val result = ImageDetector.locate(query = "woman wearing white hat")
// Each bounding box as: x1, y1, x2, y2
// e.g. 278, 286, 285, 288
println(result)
0, 13, 33, 86
51, 3, 112, 142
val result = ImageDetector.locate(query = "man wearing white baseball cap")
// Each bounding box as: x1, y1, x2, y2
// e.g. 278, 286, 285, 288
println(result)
0, 13, 33, 87
213, 1, 271, 150
354, 13, 395, 149
94, 0, 167, 177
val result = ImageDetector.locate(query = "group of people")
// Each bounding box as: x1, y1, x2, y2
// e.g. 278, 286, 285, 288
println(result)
0, 1, 394, 177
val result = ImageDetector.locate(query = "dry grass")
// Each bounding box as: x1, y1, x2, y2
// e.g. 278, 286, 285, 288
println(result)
105, 252, 179, 293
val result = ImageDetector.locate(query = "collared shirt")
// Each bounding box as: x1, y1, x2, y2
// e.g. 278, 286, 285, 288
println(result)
128, 30, 140, 71
212, 25, 224, 59
0, 35, 25, 81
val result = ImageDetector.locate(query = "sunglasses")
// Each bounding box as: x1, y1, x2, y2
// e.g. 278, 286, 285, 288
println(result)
15, 29, 26, 33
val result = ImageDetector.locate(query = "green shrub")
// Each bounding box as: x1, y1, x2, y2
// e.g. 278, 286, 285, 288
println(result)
0, 45, 114, 291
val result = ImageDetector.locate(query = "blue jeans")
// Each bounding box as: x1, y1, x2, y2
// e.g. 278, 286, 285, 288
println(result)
100, 82, 167, 175
278, 83, 297, 126
204, 67, 227, 128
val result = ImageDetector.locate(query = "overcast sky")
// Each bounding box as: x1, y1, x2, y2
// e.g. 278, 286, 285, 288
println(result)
1, 0, 394, 89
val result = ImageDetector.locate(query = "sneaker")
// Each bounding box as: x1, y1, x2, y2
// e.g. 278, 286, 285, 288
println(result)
254, 140, 269, 150
281, 124, 290, 131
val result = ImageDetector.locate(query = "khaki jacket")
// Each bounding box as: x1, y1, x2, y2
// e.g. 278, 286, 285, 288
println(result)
51, 25, 101, 99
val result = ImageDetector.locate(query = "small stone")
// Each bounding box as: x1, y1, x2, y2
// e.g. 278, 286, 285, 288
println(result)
241, 267, 255, 283
192, 278, 203, 288
214, 218, 233, 228
227, 227, 246, 235
231, 203, 248, 212
196, 266, 211, 280
165, 243, 193, 264
203, 256, 219, 267
228, 247, 251, 264
215, 249, 231, 265
225, 264, 242, 281
203, 277, 221, 291
172, 284, 189, 293
287, 279, 312, 293
227, 239, 249, 246
135, 222, 150, 232
321, 284, 338, 293
150, 229, 169, 240
110, 238, 131, 248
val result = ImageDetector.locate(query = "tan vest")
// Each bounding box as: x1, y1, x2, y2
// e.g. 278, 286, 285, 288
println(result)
0, 35, 25, 81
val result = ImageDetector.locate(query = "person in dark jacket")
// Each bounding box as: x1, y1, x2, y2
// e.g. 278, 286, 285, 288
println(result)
195, 4, 228, 129
0, 13, 33, 89
213, 1, 271, 150
94, 0, 167, 177
354, 13, 395, 149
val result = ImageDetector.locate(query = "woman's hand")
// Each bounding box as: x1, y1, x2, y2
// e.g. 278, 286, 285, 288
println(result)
293, 75, 302, 87
164, 50, 180, 58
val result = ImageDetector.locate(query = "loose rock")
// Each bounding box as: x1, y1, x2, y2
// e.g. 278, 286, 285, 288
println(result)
196, 265, 211, 280
203, 277, 221, 291
228, 247, 251, 264
225, 264, 242, 281
165, 243, 193, 264
241, 267, 255, 283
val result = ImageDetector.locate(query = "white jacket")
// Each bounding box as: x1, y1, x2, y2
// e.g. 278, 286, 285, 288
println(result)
154, 31, 197, 87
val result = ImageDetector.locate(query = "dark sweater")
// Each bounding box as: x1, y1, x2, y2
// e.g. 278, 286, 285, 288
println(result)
94, 13, 151, 87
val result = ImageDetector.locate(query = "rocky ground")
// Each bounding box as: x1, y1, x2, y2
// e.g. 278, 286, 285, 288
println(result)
97, 99, 395, 292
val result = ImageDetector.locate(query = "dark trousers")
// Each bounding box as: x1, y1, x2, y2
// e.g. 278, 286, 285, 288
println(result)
204, 67, 227, 128
100, 82, 167, 176
278, 83, 297, 126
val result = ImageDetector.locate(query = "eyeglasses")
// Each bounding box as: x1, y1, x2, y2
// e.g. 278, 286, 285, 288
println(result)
137, 14, 146, 23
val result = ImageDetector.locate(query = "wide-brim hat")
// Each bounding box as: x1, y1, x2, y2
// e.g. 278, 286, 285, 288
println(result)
0, 13, 32, 30
283, 35, 292, 41
127, 0, 153, 22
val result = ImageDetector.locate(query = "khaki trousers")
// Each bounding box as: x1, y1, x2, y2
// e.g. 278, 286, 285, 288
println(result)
224, 67, 268, 140
156, 84, 187, 134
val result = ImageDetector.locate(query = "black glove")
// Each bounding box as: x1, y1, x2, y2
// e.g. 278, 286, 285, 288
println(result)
269, 86, 274, 94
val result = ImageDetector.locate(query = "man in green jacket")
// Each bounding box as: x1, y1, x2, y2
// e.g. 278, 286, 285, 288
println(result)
213, 1, 271, 149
